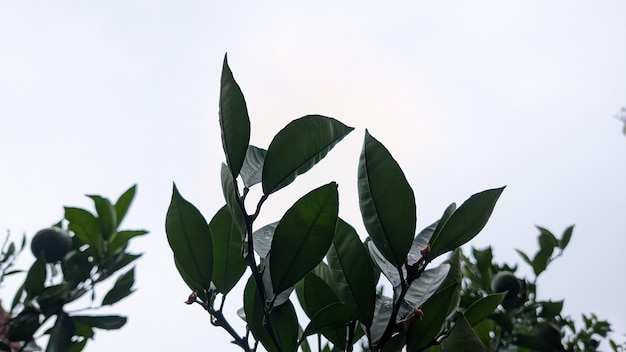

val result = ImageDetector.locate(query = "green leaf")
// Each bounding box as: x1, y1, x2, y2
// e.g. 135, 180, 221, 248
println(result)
301, 302, 353, 339
406, 284, 457, 352
252, 222, 278, 259
429, 187, 505, 260
38, 283, 70, 317
401, 264, 450, 318
102, 267, 135, 305
72, 315, 127, 330
108, 230, 148, 254
327, 219, 376, 327
270, 182, 338, 295
65, 207, 103, 255
560, 225, 574, 249
370, 296, 394, 344
221, 163, 247, 237
219, 54, 250, 179
241, 145, 266, 188
262, 115, 354, 195
244, 277, 298, 352
25, 254, 47, 298
114, 184, 137, 227
209, 205, 246, 295
87, 195, 117, 241
165, 184, 213, 290
46, 312, 75, 352
538, 300, 564, 320
515, 249, 533, 268
464, 292, 506, 327
358, 130, 416, 268
441, 313, 486, 352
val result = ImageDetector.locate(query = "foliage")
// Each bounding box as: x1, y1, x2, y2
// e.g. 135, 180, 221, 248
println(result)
0, 185, 147, 352
458, 225, 626, 352
166, 55, 507, 351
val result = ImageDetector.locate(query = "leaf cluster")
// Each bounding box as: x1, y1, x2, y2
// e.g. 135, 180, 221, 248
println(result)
1, 185, 146, 352
166, 55, 507, 351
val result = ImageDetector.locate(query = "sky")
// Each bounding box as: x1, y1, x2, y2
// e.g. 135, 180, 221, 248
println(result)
1, 1, 625, 351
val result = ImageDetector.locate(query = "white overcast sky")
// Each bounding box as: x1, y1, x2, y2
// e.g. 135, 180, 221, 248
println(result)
1, 1, 625, 351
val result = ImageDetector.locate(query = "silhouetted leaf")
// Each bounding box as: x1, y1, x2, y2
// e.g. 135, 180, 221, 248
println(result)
358, 130, 416, 268
46, 312, 75, 352
464, 293, 506, 327
219, 54, 250, 178
262, 115, 353, 195
327, 219, 376, 326
270, 182, 338, 295
221, 163, 247, 237
301, 302, 353, 339
165, 184, 213, 291
407, 284, 457, 352
65, 207, 102, 255
429, 187, 505, 260
114, 184, 136, 227
87, 195, 116, 241
24, 254, 46, 298
560, 225, 574, 249
72, 315, 127, 330
209, 205, 245, 295
102, 268, 135, 305
108, 230, 148, 254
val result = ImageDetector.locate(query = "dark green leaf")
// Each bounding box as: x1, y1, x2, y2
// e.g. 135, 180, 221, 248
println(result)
262, 115, 354, 195
429, 187, 505, 260
538, 300, 564, 320
560, 225, 574, 249
244, 277, 298, 352
241, 145, 266, 188
464, 292, 506, 327
72, 315, 127, 330
25, 254, 47, 298
38, 284, 70, 317
68, 339, 88, 352
221, 163, 247, 237
270, 182, 338, 295
370, 296, 394, 344
7, 306, 40, 341
407, 284, 457, 352
219, 54, 250, 179
441, 314, 486, 351
358, 130, 416, 268
327, 219, 376, 326
46, 312, 75, 352
165, 184, 213, 290
515, 249, 533, 268
114, 184, 137, 227
301, 302, 353, 338
0, 342, 10, 352
407, 221, 438, 265
87, 195, 117, 241
401, 264, 450, 318
65, 207, 102, 255
102, 267, 135, 305
108, 230, 148, 254
209, 205, 245, 294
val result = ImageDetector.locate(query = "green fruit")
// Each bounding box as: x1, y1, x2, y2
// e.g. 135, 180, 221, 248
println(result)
532, 322, 562, 348
31, 227, 72, 263
490, 271, 521, 300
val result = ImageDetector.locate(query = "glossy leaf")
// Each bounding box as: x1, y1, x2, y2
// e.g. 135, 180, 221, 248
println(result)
65, 207, 102, 255
406, 284, 458, 352
367, 241, 401, 287
219, 54, 250, 178
429, 187, 505, 260
209, 205, 245, 294
72, 315, 127, 330
46, 312, 75, 352
261, 260, 295, 307
370, 296, 394, 344
407, 221, 438, 265
358, 130, 416, 268
270, 182, 338, 295
114, 184, 137, 227
327, 219, 376, 326
102, 267, 135, 305
241, 145, 266, 188
24, 254, 46, 298
441, 314, 486, 351
221, 163, 247, 237
252, 221, 278, 260
400, 264, 450, 318
165, 184, 213, 290
262, 115, 354, 195
464, 293, 506, 327
87, 195, 117, 241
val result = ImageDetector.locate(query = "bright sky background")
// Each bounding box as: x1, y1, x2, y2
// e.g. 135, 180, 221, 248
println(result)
1, 1, 625, 351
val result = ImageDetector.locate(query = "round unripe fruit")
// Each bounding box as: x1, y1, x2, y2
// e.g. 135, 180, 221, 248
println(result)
490, 271, 521, 300
31, 227, 72, 263
532, 322, 562, 348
